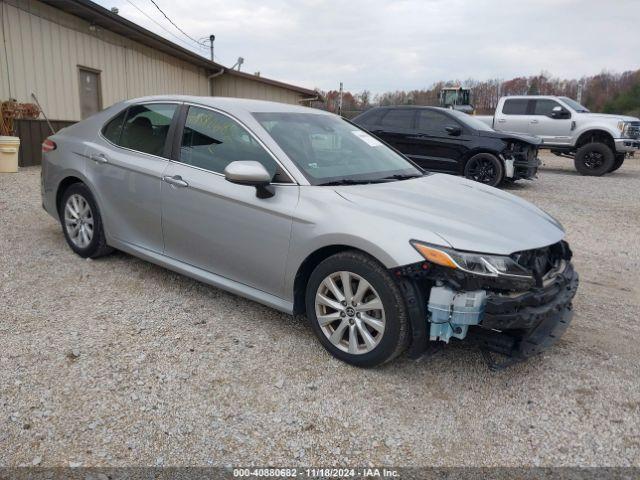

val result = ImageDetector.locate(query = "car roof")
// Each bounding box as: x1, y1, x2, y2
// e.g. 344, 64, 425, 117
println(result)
370, 105, 450, 112
120, 95, 331, 116
502, 95, 562, 100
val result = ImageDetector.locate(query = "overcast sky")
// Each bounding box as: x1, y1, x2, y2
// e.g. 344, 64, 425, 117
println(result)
96, 0, 640, 94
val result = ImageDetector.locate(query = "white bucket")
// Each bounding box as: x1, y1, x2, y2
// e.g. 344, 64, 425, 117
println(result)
0, 136, 20, 173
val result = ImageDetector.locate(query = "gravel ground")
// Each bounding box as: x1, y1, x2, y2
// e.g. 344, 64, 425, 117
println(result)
1, 153, 639, 467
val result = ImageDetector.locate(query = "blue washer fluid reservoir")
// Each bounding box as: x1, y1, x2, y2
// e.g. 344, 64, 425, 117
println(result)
427, 285, 487, 343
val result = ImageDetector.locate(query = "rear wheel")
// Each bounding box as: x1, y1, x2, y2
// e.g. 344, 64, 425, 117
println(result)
464, 153, 504, 187
608, 153, 625, 173
60, 183, 113, 258
305, 251, 409, 367
574, 142, 614, 176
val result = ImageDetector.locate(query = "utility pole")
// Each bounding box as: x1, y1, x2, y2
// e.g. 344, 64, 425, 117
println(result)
209, 34, 215, 62
577, 82, 583, 104
338, 82, 343, 116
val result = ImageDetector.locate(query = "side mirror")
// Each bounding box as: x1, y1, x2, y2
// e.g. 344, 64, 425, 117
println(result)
550, 106, 569, 119
445, 125, 462, 136
224, 160, 274, 198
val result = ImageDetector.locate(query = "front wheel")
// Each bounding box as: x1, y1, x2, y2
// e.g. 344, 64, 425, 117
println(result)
305, 251, 409, 367
574, 142, 614, 176
464, 153, 504, 187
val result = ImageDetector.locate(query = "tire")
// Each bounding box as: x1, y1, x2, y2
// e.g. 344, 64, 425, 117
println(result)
305, 251, 409, 367
608, 153, 625, 173
574, 142, 614, 176
59, 183, 113, 258
463, 153, 504, 187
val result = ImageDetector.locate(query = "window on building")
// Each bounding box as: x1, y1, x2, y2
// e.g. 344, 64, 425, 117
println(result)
180, 106, 283, 180
119, 104, 177, 157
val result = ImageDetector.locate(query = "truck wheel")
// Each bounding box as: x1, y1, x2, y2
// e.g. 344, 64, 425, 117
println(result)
574, 142, 614, 176
608, 154, 625, 173
464, 153, 504, 187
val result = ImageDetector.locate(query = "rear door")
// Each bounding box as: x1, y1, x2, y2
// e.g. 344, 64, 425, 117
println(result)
408, 109, 471, 173
367, 109, 417, 154
85, 102, 178, 253
160, 104, 298, 298
528, 99, 573, 145
495, 98, 534, 134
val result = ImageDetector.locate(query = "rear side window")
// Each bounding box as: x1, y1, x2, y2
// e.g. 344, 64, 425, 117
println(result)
532, 99, 562, 116
102, 110, 126, 144
355, 109, 384, 126
417, 109, 451, 133
502, 99, 529, 115
119, 104, 177, 157
380, 109, 415, 129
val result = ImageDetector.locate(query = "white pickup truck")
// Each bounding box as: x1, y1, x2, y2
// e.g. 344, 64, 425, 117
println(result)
477, 96, 640, 175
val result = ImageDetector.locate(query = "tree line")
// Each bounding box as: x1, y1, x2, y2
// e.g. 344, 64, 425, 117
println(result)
315, 69, 640, 117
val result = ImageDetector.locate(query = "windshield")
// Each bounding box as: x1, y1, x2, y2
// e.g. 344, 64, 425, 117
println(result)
253, 112, 422, 185
447, 109, 494, 132
560, 97, 590, 113
441, 89, 469, 106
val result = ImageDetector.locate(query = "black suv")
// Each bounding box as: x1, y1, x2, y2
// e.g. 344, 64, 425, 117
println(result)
353, 106, 541, 187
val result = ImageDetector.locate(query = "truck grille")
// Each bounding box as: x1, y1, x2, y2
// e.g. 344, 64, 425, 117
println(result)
628, 122, 640, 139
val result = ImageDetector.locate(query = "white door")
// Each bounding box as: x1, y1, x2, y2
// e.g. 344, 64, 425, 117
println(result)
528, 99, 573, 145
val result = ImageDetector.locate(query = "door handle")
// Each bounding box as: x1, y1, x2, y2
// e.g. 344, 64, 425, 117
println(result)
530, 119, 539, 124
90, 153, 108, 164
497, 119, 506, 123
162, 175, 189, 188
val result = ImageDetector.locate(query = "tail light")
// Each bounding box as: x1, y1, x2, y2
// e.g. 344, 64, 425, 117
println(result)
42, 138, 57, 153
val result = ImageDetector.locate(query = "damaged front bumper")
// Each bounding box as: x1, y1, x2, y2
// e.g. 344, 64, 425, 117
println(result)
470, 262, 578, 366
394, 248, 579, 367
502, 146, 540, 181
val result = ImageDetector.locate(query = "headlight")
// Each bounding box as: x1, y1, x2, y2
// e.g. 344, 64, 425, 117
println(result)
410, 241, 532, 278
617, 121, 632, 138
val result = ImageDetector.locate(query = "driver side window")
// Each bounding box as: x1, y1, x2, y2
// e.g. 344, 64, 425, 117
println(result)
417, 109, 452, 133
533, 100, 563, 116
179, 106, 289, 182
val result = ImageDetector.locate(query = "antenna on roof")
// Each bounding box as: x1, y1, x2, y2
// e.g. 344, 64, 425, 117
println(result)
231, 57, 244, 71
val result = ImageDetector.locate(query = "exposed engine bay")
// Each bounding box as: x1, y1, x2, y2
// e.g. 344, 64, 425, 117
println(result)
394, 241, 579, 369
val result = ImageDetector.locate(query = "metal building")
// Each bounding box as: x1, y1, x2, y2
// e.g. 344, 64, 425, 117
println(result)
0, 0, 319, 122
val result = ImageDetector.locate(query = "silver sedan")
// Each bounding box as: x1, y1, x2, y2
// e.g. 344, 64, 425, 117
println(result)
41, 96, 578, 367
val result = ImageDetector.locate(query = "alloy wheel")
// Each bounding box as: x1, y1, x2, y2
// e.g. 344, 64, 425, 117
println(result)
64, 194, 94, 248
315, 271, 386, 354
583, 151, 604, 169
467, 157, 498, 184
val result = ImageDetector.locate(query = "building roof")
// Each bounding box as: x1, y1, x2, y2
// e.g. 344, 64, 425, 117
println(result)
40, 0, 319, 98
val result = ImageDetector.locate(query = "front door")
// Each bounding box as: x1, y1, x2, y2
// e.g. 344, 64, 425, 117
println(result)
161, 105, 298, 298
408, 109, 470, 173
85, 102, 178, 253
78, 68, 102, 119
528, 99, 573, 145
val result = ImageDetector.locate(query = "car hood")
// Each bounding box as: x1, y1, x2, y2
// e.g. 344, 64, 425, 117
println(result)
478, 129, 542, 146
576, 112, 639, 122
335, 174, 564, 255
